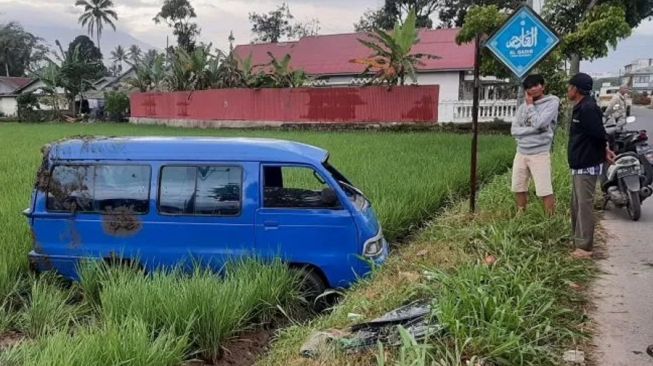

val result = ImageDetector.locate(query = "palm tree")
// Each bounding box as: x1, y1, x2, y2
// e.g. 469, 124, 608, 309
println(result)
110, 45, 127, 74
127, 44, 142, 65
75, 0, 118, 52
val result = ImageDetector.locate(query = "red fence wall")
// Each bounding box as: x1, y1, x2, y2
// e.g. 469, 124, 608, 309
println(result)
130, 86, 439, 123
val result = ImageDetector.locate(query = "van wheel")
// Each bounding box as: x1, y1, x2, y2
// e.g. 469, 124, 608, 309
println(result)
292, 267, 328, 312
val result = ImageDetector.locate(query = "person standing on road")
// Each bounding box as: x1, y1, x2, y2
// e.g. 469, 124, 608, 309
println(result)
567, 73, 616, 259
604, 85, 630, 126
510, 74, 560, 215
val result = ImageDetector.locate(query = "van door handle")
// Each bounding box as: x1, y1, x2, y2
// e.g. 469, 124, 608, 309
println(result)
264, 220, 279, 229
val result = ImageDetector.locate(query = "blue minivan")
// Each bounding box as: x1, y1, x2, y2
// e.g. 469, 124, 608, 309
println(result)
25, 137, 388, 290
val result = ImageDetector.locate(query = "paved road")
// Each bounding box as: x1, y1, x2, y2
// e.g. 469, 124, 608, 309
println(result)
594, 105, 653, 366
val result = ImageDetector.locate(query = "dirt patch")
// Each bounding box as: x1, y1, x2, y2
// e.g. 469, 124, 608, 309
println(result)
102, 206, 143, 237
213, 329, 274, 366
0, 332, 25, 350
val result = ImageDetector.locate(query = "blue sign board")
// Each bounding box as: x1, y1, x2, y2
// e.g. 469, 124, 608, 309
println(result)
486, 6, 560, 79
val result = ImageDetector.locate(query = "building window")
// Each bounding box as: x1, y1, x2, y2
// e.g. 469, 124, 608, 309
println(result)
262, 166, 341, 209
159, 166, 241, 216
634, 75, 650, 84
47, 165, 151, 213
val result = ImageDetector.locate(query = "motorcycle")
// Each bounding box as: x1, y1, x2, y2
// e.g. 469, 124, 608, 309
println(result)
602, 116, 653, 221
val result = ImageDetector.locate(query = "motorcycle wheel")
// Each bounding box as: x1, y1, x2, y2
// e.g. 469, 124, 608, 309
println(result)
627, 190, 641, 221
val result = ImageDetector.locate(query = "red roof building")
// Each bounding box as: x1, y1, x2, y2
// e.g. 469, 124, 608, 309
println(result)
235, 29, 517, 123
234, 29, 474, 77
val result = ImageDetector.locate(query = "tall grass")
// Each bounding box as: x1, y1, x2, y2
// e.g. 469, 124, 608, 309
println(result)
80, 259, 299, 362
17, 278, 87, 338
1, 317, 189, 366
260, 134, 596, 365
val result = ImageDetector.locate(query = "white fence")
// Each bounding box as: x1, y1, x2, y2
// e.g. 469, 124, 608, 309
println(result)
439, 99, 518, 123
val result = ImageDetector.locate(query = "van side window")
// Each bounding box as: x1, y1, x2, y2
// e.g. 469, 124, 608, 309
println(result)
47, 165, 150, 214
159, 166, 242, 216
263, 166, 341, 209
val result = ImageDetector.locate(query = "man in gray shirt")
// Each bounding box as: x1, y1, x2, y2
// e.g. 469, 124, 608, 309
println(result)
511, 74, 560, 215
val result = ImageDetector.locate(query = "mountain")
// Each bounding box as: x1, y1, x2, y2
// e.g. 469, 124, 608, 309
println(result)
25, 24, 158, 62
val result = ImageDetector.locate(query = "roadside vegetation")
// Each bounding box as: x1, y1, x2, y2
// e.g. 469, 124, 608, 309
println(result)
0, 122, 513, 364
260, 134, 596, 366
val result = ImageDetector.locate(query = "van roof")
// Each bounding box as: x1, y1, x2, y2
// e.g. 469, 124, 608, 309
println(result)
46, 137, 329, 164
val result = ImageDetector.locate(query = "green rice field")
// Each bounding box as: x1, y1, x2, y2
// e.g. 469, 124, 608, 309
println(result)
0, 122, 514, 365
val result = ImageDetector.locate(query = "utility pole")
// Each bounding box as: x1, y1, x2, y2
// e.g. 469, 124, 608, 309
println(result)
470, 34, 481, 213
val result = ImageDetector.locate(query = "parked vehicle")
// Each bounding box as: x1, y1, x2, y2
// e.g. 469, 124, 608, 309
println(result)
25, 137, 389, 291
603, 117, 653, 220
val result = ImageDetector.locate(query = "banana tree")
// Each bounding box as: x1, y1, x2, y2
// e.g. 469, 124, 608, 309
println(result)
351, 9, 438, 86
262, 52, 309, 88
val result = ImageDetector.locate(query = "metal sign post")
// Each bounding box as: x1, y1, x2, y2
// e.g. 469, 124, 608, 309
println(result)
470, 34, 481, 213
469, 4, 560, 213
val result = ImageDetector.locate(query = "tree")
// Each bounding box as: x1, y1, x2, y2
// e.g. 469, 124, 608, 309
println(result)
31, 62, 64, 116
110, 45, 127, 73
75, 0, 118, 52
249, 3, 293, 43
0, 22, 47, 77
354, 8, 392, 32
67, 35, 105, 67
128, 51, 165, 92
289, 18, 321, 39
353, 0, 438, 32
456, 3, 637, 95
52, 39, 106, 116
261, 53, 309, 88
249, 3, 320, 43
154, 0, 200, 52
352, 9, 438, 86
128, 44, 142, 64
437, 0, 521, 28
383, 0, 438, 28
543, 0, 652, 75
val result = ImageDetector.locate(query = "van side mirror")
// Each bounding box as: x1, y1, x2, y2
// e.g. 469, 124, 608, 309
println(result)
320, 188, 339, 208
626, 116, 636, 124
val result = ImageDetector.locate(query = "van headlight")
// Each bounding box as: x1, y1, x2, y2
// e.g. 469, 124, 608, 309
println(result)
363, 232, 386, 258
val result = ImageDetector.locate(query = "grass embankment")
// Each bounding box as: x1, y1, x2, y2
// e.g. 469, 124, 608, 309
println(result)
0, 123, 513, 364
260, 135, 595, 366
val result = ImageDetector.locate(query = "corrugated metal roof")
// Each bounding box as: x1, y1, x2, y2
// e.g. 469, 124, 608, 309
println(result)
234, 28, 473, 77
0, 77, 34, 95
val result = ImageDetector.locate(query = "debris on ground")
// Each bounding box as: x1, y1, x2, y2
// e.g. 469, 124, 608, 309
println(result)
347, 313, 364, 322
299, 330, 346, 359
299, 302, 442, 359
563, 350, 585, 364
484, 255, 497, 266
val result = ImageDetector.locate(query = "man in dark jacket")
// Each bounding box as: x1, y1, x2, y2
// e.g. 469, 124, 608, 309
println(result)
567, 73, 615, 259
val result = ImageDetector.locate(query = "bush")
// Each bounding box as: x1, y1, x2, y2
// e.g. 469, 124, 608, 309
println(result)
104, 91, 130, 122
16, 92, 42, 122
633, 92, 651, 105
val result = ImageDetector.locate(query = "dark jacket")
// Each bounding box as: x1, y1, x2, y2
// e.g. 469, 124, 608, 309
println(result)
568, 96, 607, 169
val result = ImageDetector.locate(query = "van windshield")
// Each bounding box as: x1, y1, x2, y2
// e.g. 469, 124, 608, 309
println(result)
323, 161, 369, 210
